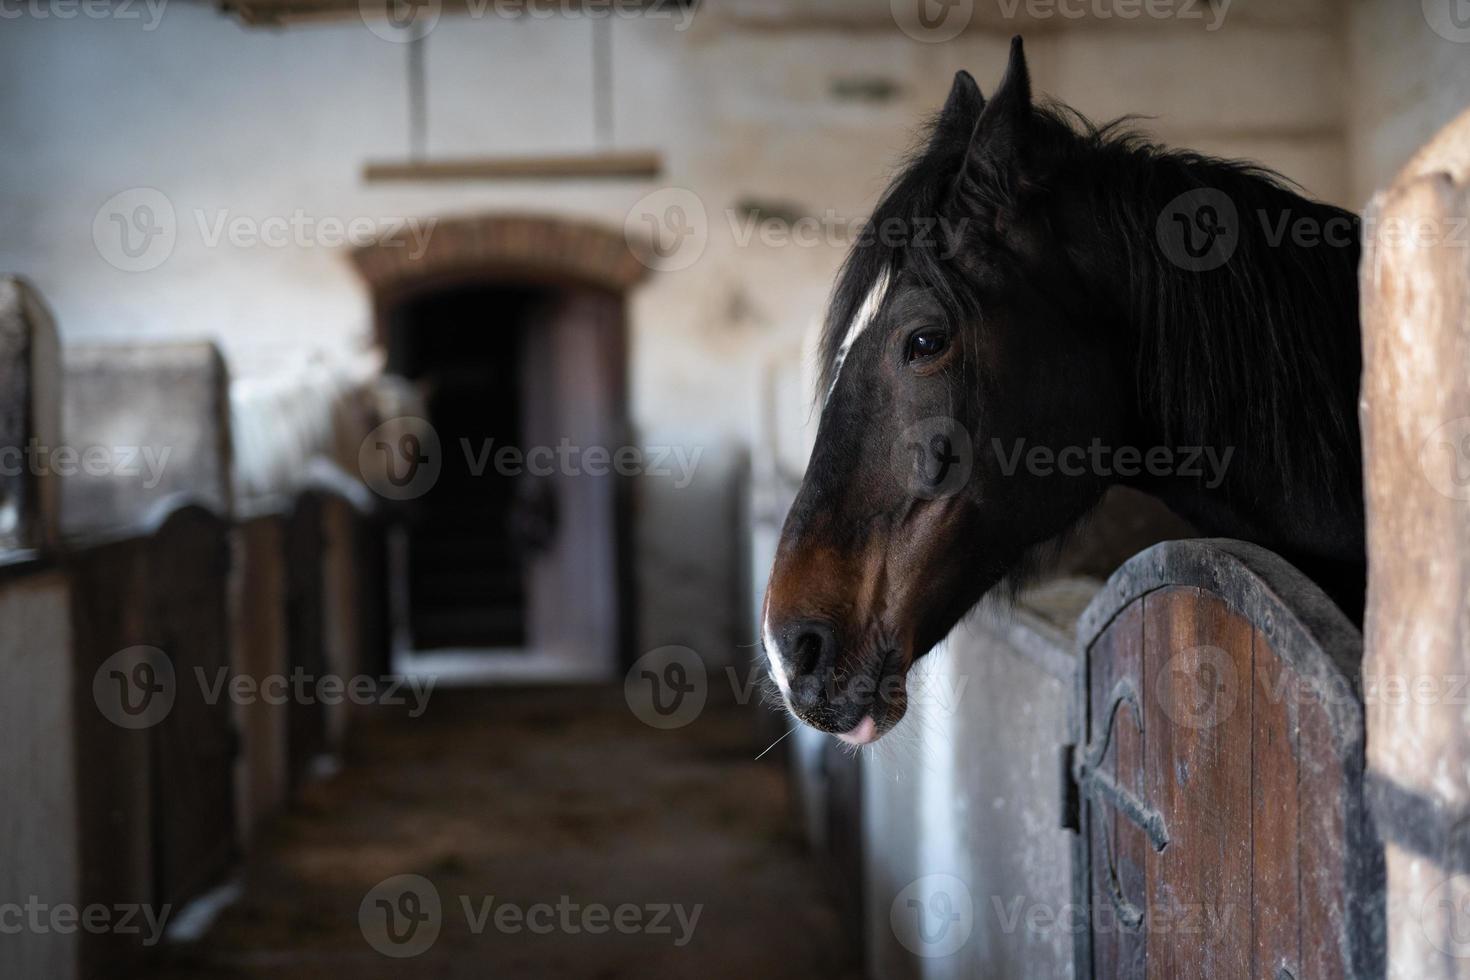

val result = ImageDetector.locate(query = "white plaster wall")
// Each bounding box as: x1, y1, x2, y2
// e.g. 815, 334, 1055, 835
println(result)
1348, 0, 1470, 204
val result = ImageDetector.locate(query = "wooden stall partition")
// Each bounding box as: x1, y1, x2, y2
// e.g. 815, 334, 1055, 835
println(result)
283, 491, 329, 789
143, 503, 237, 910
229, 510, 291, 844
60, 342, 232, 539
0, 276, 61, 553
0, 276, 74, 978
355, 508, 393, 680
64, 499, 238, 978
67, 530, 162, 980
304, 462, 388, 747
1073, 539, 1382, 980
1360, 107, 1470, 980
277, 462, 390, 769
0, 559, 78, 980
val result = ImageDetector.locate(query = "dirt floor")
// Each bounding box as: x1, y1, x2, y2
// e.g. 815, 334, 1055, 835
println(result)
140, 685, 861, 980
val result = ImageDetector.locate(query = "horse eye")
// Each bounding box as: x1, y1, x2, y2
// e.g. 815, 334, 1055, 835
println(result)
906, 329, 949, 363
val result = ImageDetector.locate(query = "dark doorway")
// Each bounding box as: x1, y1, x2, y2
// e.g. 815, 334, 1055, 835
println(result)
387, 286, 541, 649
381, 282, 630, 676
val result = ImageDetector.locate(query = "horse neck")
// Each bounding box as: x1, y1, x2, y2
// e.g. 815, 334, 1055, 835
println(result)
1069, 174, 1367, 566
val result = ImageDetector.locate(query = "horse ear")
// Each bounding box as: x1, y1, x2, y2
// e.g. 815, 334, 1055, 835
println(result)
936, 70, 986, 141
967, 36, 1031, 168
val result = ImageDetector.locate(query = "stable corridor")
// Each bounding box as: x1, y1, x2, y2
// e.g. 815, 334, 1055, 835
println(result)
139, 687, 860, 980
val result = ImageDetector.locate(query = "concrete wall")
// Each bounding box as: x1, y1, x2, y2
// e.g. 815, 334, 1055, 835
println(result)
861, 581, 1091, 979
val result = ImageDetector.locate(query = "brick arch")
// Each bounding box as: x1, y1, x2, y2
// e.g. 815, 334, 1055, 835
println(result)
350, 212, 649, 314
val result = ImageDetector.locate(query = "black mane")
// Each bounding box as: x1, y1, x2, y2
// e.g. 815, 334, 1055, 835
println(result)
819, 100, 1362, 504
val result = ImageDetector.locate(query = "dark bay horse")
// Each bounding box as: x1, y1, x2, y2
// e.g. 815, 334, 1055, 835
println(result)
762, 37, 1364, 745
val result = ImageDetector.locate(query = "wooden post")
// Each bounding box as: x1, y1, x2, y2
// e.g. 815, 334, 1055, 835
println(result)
0, 277, 61, 553
1361, 107, 1470, 979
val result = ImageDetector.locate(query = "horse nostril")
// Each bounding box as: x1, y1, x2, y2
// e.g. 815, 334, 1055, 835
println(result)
792, 630, 825, 679
780, 620, 837, 714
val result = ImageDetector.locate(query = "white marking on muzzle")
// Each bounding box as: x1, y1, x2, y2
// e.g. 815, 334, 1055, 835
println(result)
825, 269, 891, 405
762, 614, 792, 698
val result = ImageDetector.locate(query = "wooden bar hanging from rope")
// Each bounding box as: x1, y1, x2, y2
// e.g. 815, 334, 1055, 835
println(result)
362, 151, 663, 182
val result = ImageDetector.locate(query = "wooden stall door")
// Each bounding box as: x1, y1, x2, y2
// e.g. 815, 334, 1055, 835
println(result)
520, 289, 624, 676
69, 541, 154, 979
1074, 540, 1382, 980
148, 506, 236, 909
284, 494, 328, 788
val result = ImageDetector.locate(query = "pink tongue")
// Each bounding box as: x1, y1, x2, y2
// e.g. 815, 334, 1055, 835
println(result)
837, 716, 878, 746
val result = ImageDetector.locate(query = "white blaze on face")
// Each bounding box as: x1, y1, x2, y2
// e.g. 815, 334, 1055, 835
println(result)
769, 272, 891, 707
825, 269, 891, 405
